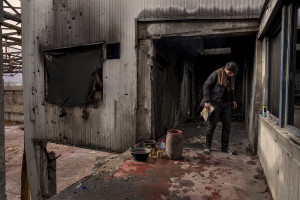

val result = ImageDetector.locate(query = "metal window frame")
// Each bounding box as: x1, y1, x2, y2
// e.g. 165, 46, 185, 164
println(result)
267, 18, 281, 118
280, 2, 300, 136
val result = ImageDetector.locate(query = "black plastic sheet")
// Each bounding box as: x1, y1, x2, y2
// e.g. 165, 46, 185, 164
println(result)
45, 47, 103, 106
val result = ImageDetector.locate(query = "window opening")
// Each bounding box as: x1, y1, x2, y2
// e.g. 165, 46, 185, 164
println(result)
106, 43, 120, 59
287, 7, 300, 131
268, 30, 281, 118
44, 44, 104, 106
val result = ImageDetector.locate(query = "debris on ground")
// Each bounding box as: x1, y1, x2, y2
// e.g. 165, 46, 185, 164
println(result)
254, 167, 266, 180
187, 136, 206, 144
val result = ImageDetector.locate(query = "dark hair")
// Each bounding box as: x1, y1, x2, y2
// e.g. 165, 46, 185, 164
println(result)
225, 61, 238, 75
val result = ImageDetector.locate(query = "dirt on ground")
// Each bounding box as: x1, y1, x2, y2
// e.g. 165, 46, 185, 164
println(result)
49, 121, 273, 200
4, 125, 117, 200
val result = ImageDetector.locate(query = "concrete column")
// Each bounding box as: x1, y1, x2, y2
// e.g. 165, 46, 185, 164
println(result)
0, 0, 7, 198
248, 39, 263, 153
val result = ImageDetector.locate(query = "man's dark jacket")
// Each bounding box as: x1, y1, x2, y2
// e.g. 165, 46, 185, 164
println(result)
200, 70, 236, 107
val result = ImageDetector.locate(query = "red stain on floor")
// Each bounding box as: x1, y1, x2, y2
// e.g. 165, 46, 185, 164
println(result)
113, 157, 187, 199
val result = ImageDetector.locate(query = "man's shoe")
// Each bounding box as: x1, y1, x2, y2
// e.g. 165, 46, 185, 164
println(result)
204, 148, 211, 155
222, 148, 237, 155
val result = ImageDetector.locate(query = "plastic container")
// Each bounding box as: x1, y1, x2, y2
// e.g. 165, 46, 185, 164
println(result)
166, 129, 183, 160
262, 105, 267, 117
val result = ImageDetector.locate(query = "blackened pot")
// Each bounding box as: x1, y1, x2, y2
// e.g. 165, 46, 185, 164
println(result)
130, 147, 151, 162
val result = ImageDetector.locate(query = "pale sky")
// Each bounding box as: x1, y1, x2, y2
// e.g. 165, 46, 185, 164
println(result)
2, 0, 22, 84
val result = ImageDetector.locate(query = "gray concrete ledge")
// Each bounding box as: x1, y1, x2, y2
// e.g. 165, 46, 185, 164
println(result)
258, 115, 300, 200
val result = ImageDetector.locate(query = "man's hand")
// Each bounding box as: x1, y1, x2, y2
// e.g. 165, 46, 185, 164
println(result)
205, 102, 211, 111
232, 101, 237, 109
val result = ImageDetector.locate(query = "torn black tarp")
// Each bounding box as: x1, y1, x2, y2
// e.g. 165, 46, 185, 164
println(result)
45, 46, 103, 106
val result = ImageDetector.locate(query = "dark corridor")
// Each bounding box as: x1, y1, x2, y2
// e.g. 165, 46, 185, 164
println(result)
152, 35, 256, 139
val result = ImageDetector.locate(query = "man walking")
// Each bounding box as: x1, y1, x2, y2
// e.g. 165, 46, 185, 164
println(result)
200, 61, 238, 155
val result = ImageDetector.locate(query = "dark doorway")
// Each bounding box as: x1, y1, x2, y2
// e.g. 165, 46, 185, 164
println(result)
152, 35, 255, 139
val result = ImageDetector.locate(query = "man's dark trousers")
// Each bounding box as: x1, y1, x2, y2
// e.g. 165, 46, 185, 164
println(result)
206, 101, 232, 150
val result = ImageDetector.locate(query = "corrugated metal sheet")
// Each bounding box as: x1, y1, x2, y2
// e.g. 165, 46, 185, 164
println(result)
23, 0, 265, 152
139, 0, 264, 19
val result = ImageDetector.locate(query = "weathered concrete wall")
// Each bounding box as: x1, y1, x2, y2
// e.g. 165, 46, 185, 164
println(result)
247, 39, 263, 152
4, 84, 24, 122
258, 116, 300, 200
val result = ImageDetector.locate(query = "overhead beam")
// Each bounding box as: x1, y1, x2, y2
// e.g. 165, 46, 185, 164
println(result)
201, 47, 231, 55
1, 21, 21, 32
2, 31, 20, 36
3, 0, 21, 17
2, 34, 21, 42
3, 54, 22, 59
3, 58, 22, 62
3, 51, 22, 55
4, 11, 21, 23
6, 46, 21, 51
138, 20, 259, 39
3, 6, 21, 10
2, 41, 21, 46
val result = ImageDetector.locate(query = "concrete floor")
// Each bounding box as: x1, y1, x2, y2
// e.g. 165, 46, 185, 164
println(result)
50, 120, 273, 200
4, 124, 117, 200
